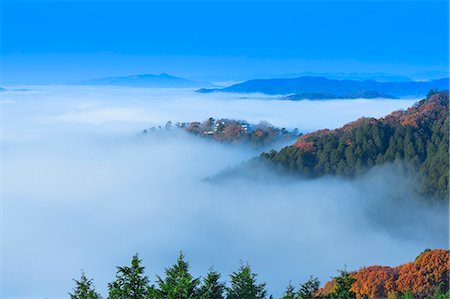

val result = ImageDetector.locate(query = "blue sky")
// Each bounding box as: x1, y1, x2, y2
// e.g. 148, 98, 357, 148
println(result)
1, 0, 449, 83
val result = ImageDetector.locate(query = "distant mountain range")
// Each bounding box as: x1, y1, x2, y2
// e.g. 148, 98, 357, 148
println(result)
198, 76, 449, 98
82, 73, 215, 88
282, 91, 397, 100
270, 72, 416, 82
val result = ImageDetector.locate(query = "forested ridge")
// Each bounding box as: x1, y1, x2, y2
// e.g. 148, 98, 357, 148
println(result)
142, 118, 299, 149
254, 91, 449, 200
69, 249, 449, 299
282, 90, 397, 100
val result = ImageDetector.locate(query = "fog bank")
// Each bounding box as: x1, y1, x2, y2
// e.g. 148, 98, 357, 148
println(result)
2, 86, 446, 299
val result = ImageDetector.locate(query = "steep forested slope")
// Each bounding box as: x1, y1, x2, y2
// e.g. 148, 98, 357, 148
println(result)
255, 91, 449, 199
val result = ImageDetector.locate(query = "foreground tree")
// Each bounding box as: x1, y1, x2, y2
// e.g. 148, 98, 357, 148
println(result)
200, 268, 226, 299
402, 291, 413, 299
433, 290, 450, 299
69, 271, 102, 299
281, 282, 296, 299
108, 254, 150, 299
297, 276, 320, 299
156, 251, 200, 299
227, 263, 267, 299
328, 270, 356, 299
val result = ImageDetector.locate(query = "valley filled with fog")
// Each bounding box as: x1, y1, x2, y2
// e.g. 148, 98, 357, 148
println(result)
1, 86, 447, 299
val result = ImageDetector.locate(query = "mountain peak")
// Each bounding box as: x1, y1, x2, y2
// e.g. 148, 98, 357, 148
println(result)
158, 73, 173, 78
82, 73, 215, 88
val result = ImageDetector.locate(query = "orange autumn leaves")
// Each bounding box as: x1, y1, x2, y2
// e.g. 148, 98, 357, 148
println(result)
321, 249, 449, 299
395, 249, 449, 297
352, 266, 396, 298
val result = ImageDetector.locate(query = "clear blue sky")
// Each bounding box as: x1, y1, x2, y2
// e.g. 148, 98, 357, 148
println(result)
1, 0, 449, 83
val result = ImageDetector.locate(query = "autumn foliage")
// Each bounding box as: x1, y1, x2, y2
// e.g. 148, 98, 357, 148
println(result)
260, 91, 449, 199
319, 249, 450, 299
351, 266, 397, 298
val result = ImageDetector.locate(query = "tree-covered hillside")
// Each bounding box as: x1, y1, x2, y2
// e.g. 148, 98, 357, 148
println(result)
318, 249, 449, 299
254, 91, 449, 200
282, 90, 397, 100
143, 118, 299, 149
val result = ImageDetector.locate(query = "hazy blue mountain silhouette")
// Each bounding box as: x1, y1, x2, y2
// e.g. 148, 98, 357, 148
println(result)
198, 76, 448, 97
83, 73, 215, 88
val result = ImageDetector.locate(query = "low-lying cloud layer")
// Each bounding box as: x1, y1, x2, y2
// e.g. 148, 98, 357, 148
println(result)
1, 86, 446, 299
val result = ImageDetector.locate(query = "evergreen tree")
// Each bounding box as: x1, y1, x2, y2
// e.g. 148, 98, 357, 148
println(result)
297, 276, 320, 299
281, 281, 296, 299
402, 291, 413, 299
226, 262, 267, 299
200, 268, 226, 299
433, 290, 450, 299
258, 91, 449, 200
156, 251, 200, 299
427, 88, 439, 97
69, 271, 102, 299
108, 254, 150, 299
328, 270, 356, 299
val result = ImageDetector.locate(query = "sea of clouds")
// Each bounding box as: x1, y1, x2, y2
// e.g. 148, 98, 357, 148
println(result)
1, 86, 447, 299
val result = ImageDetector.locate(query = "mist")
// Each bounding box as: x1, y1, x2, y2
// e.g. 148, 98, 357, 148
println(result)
1, 86, 447, 299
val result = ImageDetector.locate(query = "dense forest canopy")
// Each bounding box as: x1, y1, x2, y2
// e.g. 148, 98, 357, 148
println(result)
252, 91, 449, 200
318, 249, 449, 299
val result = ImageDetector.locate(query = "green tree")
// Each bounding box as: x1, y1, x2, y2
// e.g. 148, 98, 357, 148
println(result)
427, 89, 439, 98
69, 271, 102, 299
226, 262, 267, 299
297, 276, 320, 299
433, 290, 450, 299
401, 291, 413, 299
156, 251, 200, 299
200, 268, 226, 299
281, 281, 296, 299
259, 91, 449, 200
108, 254, 150, 299
328, 270, 356, 299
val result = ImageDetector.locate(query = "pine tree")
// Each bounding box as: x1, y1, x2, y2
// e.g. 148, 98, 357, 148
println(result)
328, 270, 356, 299
200, 268, 226, 299
226, 262, 267, 299
427, 88, 439, 97
69, 271, 102, 299
433, 290, 450, 299
297, 276, 320, 299
281, 281, 296, 299
108, 254, 150, 299
401, 291, 413, 299
156, 251, 200, 299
